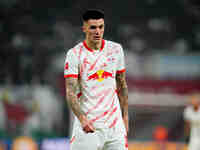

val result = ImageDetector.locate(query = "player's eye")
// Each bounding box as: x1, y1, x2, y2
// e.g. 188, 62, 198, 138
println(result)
99, 25, 104, 29
90, 26, 97, 29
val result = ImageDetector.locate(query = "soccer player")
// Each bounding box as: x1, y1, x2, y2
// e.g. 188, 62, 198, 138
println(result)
64, 9, 129, 150
183, 94, 200, 150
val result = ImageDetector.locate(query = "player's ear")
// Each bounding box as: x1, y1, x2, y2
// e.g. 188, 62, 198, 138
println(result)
82, 21, 88, 33
82, 26, 86, 33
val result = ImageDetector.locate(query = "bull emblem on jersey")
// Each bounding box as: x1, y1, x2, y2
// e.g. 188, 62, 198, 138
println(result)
87, 70, 113, 82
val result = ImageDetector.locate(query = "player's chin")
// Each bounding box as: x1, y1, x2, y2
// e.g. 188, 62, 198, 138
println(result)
93, 37, 102, 42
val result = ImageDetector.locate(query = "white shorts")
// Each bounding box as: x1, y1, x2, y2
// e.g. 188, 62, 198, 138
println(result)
70, 122, 128, 150
188, 140, 200, 150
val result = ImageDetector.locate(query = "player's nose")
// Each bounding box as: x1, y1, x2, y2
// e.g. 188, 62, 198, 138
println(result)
95, 28, 101, 35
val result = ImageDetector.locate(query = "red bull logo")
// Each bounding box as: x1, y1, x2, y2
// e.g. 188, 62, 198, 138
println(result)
87, 70, 113, 82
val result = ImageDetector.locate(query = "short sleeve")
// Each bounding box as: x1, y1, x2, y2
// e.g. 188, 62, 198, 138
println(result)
116, 45, 126, 74
64, 49, 79, 78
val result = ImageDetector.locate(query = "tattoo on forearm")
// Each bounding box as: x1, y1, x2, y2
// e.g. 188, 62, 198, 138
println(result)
65, 78, 85, 118
116, 72, 128, 117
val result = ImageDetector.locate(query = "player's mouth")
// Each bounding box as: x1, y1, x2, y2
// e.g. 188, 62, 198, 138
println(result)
94, 36, 101, 40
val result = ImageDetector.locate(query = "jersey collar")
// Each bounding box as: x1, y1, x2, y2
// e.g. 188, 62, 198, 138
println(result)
83, 39, 105, 52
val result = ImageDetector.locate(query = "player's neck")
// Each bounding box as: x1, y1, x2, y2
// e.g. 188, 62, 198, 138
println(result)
85, 40, 102, 51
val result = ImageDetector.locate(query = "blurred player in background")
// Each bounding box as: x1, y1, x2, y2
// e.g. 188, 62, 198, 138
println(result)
183, 94, 200, 150
64, 9, 129, 150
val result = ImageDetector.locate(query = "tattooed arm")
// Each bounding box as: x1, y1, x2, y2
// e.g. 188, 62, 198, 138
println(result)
116, 72, 129, 133
65, 78, 95, 133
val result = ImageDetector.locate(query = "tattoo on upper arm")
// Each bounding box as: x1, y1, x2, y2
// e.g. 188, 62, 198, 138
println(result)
65, 78, 84, 118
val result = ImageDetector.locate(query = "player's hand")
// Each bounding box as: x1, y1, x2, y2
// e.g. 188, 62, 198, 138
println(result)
80, 115, 95, 133
123, 115, 129, 134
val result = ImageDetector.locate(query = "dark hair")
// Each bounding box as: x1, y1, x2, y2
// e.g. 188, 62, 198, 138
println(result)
82, 9, 104, 21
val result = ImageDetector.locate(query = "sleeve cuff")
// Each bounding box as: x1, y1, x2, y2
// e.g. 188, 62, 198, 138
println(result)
64, 74, 78, 78
116, 69, 125, 74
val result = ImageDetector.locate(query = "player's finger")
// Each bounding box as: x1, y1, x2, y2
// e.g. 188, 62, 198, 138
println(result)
89, 122, 95, 130
83, 125, 95, 133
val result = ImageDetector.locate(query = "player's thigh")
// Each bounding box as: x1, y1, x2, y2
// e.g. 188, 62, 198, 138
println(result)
103, 134, 128, 150
70, 128, 102, 150
188, 142, 200, 150
102, 141, 128, 150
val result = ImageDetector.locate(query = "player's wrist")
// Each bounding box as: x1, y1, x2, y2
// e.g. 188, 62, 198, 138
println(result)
79, 114, 88, 125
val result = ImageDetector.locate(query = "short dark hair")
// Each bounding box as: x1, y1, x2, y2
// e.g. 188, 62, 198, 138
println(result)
82, 9, 104, 22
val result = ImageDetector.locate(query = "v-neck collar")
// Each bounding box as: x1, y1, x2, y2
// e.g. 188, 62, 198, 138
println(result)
83, 39, 105, 52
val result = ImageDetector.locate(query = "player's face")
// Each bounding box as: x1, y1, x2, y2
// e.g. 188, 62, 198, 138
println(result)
83, 19, 105, 44
190, 96, 200, 108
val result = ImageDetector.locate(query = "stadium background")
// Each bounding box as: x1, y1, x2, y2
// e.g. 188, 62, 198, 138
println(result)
0, 0, 200, 149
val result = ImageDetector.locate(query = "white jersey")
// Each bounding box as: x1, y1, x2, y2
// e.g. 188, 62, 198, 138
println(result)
64, 39, 126, 131
184, 106, 200, 150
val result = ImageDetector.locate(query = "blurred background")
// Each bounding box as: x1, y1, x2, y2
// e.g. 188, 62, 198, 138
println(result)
0, 0, 200, 149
